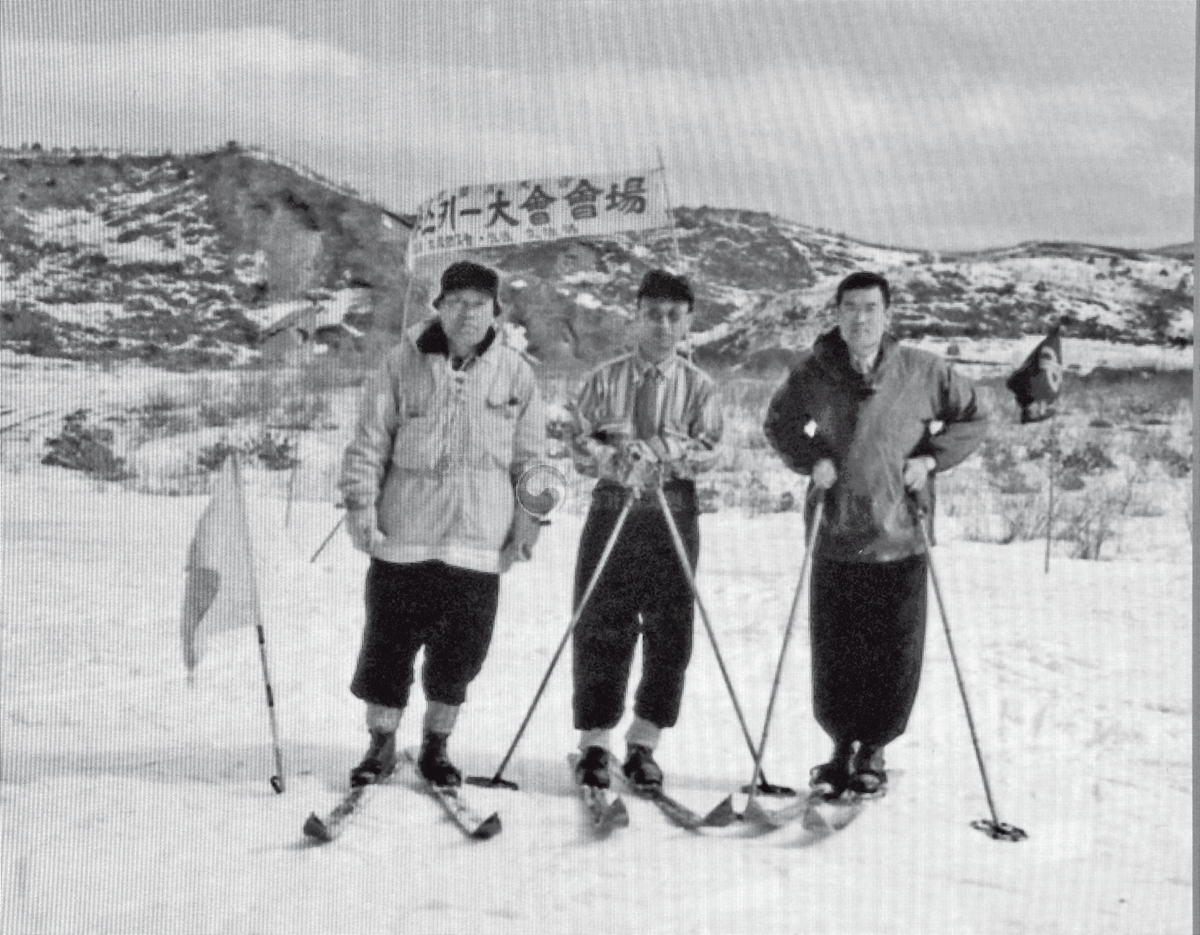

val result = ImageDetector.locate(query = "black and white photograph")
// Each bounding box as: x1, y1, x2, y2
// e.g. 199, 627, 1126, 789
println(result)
1, 2, 1193, 933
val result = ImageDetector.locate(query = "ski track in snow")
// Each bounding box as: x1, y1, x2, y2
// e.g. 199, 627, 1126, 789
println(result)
1, 470, 1191, 935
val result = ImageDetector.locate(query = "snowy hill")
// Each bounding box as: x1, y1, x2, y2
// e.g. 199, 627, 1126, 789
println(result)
1, 469, 1191, 934
0, 147, 1192, 368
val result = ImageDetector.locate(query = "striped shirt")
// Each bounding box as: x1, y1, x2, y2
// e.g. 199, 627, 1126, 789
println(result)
570, 351, 723, 481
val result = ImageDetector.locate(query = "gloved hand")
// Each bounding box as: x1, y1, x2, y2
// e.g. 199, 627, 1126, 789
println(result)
499, 507, 544, 573
811, 458, 838, 490
903, 456, 937, 492
612, 439, 662, 493
345, 506, 382, 554
645, 434, 692, 479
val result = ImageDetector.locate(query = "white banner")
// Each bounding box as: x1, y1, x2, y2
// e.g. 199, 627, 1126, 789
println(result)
408, 168, 672, 262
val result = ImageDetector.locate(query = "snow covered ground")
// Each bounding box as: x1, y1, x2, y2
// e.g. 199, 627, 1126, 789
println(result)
1, 461, 1191, 935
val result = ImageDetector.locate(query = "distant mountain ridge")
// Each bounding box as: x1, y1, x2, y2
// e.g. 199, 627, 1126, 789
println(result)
0, 146, 1191, 366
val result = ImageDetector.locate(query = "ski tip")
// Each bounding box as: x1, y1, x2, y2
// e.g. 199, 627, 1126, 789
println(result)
472, 812, 503, 840
589, 796, 629, 833
702, 795, 738, 828
801, 804, 834, 835
742, 797, 785, 830
302, 813, 333, 843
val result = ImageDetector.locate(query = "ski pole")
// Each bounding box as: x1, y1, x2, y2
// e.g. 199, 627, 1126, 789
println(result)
911, 499, 1026, 841
255, 617, 286, 794
653, 485, 794, 797
229, 456, 286, 794
310, 515, 345, 563
743, 494, 824, 813
467, 492, 636, 790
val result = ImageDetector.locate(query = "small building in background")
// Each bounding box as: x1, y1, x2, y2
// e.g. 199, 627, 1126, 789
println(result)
257, 289, 368, 362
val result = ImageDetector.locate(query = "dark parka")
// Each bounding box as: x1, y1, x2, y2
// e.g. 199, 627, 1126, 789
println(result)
764, 330, 988, 562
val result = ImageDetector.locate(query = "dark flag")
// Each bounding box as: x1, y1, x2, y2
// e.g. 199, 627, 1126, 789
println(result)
1006, 324, 1064, 423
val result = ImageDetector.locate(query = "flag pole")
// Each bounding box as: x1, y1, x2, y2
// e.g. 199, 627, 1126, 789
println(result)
1044, 413, 1057, 574
233, 455, 287, 793
284, 440, 298, 528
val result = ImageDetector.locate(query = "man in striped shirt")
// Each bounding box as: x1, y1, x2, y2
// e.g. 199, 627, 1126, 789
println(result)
568, 269, 723, 790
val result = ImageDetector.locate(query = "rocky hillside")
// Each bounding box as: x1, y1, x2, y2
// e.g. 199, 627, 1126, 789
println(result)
481, 209, 1193, 368
0, 146, 1191, 367
0, 145, 408, 365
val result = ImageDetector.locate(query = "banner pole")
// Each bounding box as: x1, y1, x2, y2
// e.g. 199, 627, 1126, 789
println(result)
656, 147, 682, 270
656, 147, 695, 362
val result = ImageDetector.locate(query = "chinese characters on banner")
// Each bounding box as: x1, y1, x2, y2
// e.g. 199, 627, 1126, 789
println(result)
408, 169, 672, 263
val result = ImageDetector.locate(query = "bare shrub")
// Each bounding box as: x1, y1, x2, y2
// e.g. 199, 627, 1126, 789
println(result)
1057, 497, 1116, 560
978, 436, 1039, 494
197, 432, 299, 472
1055, 477, 1136, 560
1130, 431, 1191, 479
998, 493, 1050, 543
42, 409, 134, 481
183, 368, 336, 432
135, 386, 197, 435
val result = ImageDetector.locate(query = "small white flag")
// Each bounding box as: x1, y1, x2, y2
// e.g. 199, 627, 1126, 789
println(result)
180, 457, 263, 673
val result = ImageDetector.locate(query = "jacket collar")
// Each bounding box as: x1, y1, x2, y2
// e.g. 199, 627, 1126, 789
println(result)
812, 329, 899, 395
631, 348, 682, 381
415, 319, 497, 367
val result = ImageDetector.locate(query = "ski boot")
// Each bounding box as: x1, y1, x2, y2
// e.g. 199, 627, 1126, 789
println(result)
622, 744, 663, 791
350, 729, 397, 786
809, 741, 854, 800
418, 730, 462, 787
847, 744, 887, 797
575, 745, 611, 789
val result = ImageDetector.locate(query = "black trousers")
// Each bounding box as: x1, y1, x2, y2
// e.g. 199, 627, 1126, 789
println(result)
572, 482, 699, 732
350, 559, 500, 710
809, 553, 928, 748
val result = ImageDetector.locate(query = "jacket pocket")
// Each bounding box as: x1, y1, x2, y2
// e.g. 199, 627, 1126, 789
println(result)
478, 386, 522, 468
390, 414, 442, 472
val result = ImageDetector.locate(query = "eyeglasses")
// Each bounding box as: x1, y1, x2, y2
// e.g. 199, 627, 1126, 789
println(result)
440, 295, 493, 313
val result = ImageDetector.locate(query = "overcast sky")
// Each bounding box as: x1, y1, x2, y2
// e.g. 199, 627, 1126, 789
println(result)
1, 0, 1194, 250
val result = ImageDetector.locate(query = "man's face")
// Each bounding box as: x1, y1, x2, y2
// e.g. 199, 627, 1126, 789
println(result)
636, 297, 691, 363
837, 286, 890, 361
437, 288, 494, 354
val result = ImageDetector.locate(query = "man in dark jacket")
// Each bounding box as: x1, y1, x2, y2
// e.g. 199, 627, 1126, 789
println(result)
763, 271, 988, 798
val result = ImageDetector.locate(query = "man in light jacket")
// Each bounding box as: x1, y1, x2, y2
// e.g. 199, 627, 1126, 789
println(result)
764, 270, 988, 799
339, 261, 546, 788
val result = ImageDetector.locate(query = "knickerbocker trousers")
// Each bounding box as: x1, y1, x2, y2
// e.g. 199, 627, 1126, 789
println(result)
351, 559, 500, 711
572, 480, 700, 732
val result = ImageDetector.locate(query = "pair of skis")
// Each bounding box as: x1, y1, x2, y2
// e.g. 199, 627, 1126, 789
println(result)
568, 753, 737, 834
303, 749, 500, 844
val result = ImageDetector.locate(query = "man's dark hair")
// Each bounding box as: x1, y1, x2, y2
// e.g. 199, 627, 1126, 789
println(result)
836, 271, 891, 307
637, 269, 694, 310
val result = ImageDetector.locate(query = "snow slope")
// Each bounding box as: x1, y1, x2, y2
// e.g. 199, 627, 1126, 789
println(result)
1, 469, 1191, 935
